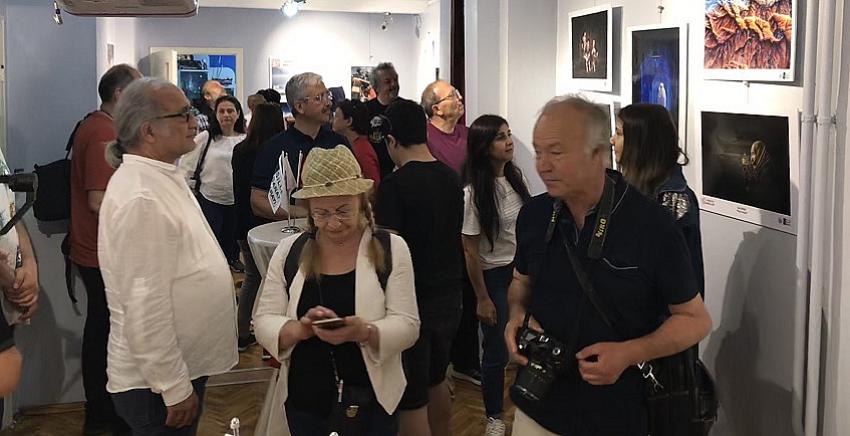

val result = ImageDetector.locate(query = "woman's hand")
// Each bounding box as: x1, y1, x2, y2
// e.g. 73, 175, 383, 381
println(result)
280, 306, 339, 347
313, 316, 370, 346
476, 296, 497, 327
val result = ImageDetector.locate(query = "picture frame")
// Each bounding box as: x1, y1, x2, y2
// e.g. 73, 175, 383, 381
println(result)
569, 4, 613, 92
627, 24, 688, 138
269, 57, 293, 95
150, 46, 244, 103
703, 0, 796, 82
695, 104, 799, 234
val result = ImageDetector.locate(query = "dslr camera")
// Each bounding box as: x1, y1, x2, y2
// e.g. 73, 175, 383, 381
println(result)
511, 325, 568, 402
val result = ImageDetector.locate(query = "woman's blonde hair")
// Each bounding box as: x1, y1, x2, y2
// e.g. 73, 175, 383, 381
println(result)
299, 193, 386, 281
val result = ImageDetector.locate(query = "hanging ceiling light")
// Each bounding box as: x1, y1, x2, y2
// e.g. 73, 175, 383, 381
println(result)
380, 12, 393, 31
281, 0, 305, 18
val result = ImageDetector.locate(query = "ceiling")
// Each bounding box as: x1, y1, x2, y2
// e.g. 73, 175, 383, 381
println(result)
199, 0, 432, 14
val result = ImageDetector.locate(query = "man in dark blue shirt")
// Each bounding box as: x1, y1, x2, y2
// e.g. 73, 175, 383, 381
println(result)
250, 72, 348, 221
505, 96, 712, 435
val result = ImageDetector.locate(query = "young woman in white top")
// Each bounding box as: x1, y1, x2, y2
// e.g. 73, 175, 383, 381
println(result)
253, 145, 419, 436
180, 95, 246, 269
461, 115, 531, 436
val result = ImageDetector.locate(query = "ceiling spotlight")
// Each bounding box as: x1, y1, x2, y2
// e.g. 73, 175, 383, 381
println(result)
53, 1, 63, 25
380, 12, 393, 31
281, 0, 305, 18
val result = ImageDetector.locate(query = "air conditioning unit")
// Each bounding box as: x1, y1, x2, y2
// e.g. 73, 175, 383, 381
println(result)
56, 0, 198, 17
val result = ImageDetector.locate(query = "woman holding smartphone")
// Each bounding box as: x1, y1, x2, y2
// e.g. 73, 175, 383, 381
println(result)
254, 145, 420, 436
461, 115, 531, 436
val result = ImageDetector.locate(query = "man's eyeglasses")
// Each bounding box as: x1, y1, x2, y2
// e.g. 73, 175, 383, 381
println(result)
153, 107, 198, 123
311, 209, 355, 223
434, 88, 462, 105
300, 92, 333, 104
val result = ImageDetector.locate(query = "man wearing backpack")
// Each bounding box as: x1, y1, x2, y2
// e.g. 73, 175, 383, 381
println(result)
69, 63, 140, 435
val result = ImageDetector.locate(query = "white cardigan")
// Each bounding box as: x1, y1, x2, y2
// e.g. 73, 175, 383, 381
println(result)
254, 229, 420, 435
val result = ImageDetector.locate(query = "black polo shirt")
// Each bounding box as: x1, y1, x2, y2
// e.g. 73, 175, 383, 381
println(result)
511, 170, 698, 436
251, 124, 348, 192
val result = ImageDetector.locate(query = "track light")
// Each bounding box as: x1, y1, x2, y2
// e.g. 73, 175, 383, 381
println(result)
53, 1, 63, 25
380, 12, 393, 31
281, 0, 306, 18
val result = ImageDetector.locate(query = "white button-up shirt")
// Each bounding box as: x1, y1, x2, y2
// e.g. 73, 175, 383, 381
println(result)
98, 154, 238, 406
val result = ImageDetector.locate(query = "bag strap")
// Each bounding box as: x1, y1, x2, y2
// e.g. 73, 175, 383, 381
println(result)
191, 132, 215, 195
65, 111, 97, 159
283, 230, 393, 296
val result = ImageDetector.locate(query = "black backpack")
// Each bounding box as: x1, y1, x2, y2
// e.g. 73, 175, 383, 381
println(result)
283, 230, 393, 295
33, 112, 94, 221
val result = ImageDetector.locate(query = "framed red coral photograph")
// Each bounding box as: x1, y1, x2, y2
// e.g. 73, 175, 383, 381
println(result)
703, 0, 796, 82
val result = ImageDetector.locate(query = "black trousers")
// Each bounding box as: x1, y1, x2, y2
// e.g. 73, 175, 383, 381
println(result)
78, 265, 126, 430
450, 268, 481, 373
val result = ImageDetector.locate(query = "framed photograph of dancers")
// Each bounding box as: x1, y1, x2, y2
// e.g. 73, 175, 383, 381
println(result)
569, 5, 613, 91
703, 0, 796, 82
628, 24, 688, 136
695, 104, 799, 234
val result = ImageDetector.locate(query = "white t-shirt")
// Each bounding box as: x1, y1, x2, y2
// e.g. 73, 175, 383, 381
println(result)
462, 177, 524, 270
180, 130, 246, 205
0, 149, 19, 323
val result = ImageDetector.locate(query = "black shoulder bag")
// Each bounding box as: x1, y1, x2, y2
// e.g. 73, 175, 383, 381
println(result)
555, 177, 717, 436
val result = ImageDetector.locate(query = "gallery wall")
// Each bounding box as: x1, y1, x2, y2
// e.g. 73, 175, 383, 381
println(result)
558, 2, 803, 435
133, 7, 425, 107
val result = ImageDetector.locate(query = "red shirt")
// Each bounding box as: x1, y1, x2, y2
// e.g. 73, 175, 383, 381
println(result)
426, 122, 468, 176
352, 136, 381, 189
70, 111, 116, 267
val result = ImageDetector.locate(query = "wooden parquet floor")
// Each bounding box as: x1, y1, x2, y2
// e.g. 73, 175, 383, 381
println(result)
1, 343, 517, 436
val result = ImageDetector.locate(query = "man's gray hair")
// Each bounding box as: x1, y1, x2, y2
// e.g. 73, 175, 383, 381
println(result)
370, 62, 396, 91
285, 72, 323, 118
420, 80, 442, 118
104, 77, 172, 168
539, 95, 612, 163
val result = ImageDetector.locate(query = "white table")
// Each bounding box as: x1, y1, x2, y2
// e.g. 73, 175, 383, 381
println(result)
247, 219, 307, 277
246, 219, 306, 436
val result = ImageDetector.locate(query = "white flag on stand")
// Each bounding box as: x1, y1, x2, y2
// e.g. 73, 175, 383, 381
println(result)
268, 152, 297, 214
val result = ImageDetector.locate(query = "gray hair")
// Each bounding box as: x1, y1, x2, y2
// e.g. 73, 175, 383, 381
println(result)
369, 62, 396, 91
420, 80, 443, 118
539, 95, 612, 164
104, 77, 172, 168
285, 72, 323, 118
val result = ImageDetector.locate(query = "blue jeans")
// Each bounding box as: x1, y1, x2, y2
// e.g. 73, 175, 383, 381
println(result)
112, 377, 209, 436
480, 264, 512, 418
286, 405, 398, 436
197, 195, 238, 262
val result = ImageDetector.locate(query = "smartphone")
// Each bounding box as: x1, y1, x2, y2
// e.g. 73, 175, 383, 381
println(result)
312, 317, 346, 330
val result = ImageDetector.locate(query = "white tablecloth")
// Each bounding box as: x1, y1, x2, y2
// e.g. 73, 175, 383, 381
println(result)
247, 219, 307, 277
246, 219, 306, 436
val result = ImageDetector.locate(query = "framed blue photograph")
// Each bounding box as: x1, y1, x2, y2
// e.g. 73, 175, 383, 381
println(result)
628, 24, 688, 137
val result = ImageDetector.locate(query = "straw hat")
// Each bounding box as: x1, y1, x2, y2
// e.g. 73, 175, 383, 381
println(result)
291, 145, 374, 199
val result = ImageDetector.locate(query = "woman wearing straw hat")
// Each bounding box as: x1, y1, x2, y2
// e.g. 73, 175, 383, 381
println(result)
254, 145, 420, 436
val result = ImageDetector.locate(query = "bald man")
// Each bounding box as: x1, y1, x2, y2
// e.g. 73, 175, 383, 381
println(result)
195, 80, 227, 132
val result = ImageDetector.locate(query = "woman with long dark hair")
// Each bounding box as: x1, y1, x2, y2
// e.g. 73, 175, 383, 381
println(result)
611, 103, 704, 295
461, 114, 531, 435
231, 102, 285, 350
180, 95, 247, 270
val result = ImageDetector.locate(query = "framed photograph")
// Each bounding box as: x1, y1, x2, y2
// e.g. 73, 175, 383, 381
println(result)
150, 47, 244, 103
351, 66, 375, 102
569, 5, 613, 91
628, 24, 687, 136
696, 106, 799, 234
703, 0, 796, 82
269, 58, 293, 94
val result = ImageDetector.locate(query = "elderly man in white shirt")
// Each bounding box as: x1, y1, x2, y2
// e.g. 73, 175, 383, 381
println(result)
97, 77, 238, 436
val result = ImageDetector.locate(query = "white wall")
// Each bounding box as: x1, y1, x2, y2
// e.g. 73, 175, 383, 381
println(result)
416, 0, 442, 96
96, 17, 138, 83
135, 7, 423, 104
467, 0, 808, 434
